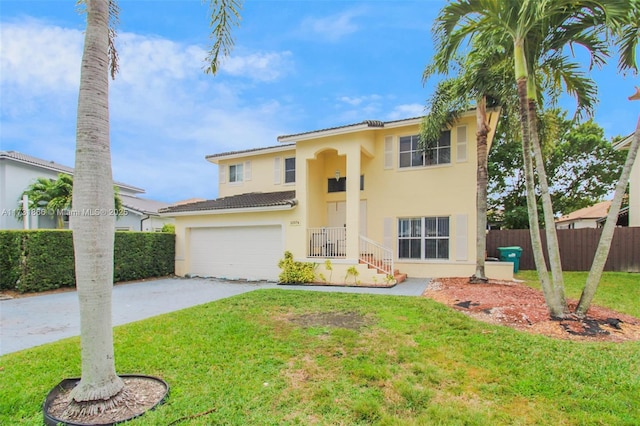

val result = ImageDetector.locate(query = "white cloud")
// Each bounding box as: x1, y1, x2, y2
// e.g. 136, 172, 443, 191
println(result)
0, 18, 83, 92
116, 33, 206, 84
0, 17, 295, 202
221, 51, 293, 82
386, 103, 426, 121
338, 94, 382, 106
300, 10, 362, 42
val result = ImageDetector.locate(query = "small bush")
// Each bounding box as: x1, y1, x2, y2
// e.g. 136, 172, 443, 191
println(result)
161, 223, 175, 233
278, 251, 317, 284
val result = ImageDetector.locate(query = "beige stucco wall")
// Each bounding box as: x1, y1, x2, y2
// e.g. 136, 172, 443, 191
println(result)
216, 148, 296, 198
630, 153, 639, 227
174, 110, 512, 282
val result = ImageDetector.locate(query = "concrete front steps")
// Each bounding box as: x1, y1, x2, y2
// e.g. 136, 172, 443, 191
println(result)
313, 261, 404, 287
358, 258, 407, 285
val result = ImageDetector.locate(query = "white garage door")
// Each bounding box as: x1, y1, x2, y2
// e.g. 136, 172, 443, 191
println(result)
189, 225, 282, 281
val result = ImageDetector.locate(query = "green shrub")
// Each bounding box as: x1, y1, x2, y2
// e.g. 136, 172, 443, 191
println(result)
161, 223, 175, 233
0, 231, 23, 290
18, 230, 75, 292
0, 230, 175, 293
278, 251, 317, 284
114, 232, 175, 282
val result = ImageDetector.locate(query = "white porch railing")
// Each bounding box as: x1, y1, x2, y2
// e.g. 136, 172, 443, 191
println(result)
307, 229, 394, 276
359, 235, 394, 276
307, 227, 346, 258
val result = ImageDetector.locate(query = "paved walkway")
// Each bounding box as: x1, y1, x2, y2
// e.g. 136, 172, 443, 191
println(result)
0, 277, 429, 356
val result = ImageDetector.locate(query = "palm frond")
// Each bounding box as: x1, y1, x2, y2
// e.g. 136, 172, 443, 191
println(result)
205, 0, 243, 75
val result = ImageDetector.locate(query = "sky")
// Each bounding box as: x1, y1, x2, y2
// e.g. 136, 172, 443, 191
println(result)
1, 0, 638, 203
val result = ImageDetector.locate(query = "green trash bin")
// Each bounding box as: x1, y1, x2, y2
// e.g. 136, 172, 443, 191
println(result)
497, 246, 523, 273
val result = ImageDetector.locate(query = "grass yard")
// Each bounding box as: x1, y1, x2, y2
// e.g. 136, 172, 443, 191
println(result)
516, 270, 640, 318
1, 279, 639, 425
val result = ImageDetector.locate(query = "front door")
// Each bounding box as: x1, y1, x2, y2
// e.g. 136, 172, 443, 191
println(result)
327, 200, 367, 236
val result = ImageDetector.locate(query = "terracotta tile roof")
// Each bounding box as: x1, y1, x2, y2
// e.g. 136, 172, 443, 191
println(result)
206, 143, 295, 160
556, 200, 611, 223
159, 190, 297, 214
277, 117, 424, 141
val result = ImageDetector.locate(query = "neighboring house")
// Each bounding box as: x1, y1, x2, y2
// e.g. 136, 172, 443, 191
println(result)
595, 206, 629, 227
555, 201, 612, 229
0, 150, 173, 231
160, 113, 514, 284
117, 193, 174, 232
613, 133, 639, 227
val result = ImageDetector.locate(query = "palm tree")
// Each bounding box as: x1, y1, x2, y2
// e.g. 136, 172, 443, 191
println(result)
18, 176, 66, 228
19, 173, 121, 229
421, 50, 516, 283
67, 0, 241, 413
575, 4, 640, 315
431, 0, 634, 319
576, 96, 640, 315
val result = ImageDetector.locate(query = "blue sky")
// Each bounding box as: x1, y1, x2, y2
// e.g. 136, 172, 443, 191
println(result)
1, 1, 638, 203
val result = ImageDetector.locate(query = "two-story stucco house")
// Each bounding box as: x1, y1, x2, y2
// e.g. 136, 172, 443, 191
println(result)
160, 113, 513, 284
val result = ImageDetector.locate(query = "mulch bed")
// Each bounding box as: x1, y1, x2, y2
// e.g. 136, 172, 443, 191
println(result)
422, 277, 640, 342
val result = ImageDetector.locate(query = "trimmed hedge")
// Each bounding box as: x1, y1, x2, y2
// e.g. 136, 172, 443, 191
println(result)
0, 231, 22, 290
0, 230, 175, 293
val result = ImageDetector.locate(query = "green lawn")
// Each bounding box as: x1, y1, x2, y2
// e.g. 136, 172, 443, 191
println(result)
516, 270, 640, 318
1, 279, 639, 425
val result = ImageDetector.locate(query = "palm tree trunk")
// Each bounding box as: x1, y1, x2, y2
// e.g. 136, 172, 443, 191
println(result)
516, 77, 564, 319
526, 96, 568, 314
68, 0, 124, 410
576, 116, 640, 316
470, 96, 489, 283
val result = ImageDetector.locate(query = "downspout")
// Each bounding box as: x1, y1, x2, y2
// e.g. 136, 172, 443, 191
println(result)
140, 214, 150, 231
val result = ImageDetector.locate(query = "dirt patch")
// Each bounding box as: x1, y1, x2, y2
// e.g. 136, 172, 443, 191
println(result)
288, 311, 372, 330
423, 277, 640, 342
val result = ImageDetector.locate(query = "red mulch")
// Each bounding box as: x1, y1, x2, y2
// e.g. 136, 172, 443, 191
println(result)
422, 277, 640, 342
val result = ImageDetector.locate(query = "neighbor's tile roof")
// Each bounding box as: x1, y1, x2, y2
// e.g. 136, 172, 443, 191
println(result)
1, 150, 75, 174
556, 200, 611, 223
0, 150, 145, 194
159, 190, 297, 214
119, 193, 172, 215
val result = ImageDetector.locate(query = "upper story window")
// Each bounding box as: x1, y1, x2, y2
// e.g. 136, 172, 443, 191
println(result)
327, 176, 364, 193
399, 131, 451, 168
284, 157, 296, 183
229, 163, 243, 183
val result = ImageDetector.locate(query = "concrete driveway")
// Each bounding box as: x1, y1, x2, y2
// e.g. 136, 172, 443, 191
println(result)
0, 277, 429, 356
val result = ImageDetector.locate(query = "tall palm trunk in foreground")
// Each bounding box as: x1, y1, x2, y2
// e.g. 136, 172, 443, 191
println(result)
68, 0, 124, 410
577, 114, 640, 315
472, 96, 490, 282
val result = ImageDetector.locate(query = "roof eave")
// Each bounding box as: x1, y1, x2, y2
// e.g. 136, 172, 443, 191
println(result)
276, 111, 483, 143
277, 123, 373, 143
206, 144, 296, 164
613, 133, 635, 151
159, 203, 296, 217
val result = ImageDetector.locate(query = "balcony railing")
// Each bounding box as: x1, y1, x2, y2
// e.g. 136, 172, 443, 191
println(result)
307, 227, 346, 258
